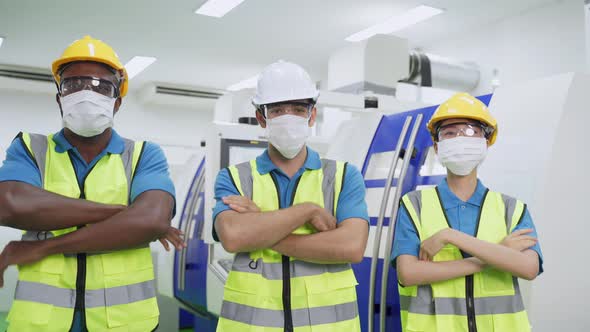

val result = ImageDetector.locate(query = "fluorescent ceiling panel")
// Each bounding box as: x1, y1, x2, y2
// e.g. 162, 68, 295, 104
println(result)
346, 5, 444, 42
125, 56, 157, 79
195, 0, 246, 18
227, 74, 259, 91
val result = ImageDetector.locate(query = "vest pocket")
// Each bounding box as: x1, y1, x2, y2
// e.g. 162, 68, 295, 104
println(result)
7, 300, 53, 326
19, 253, 65, 276
304, 269, 359, 331
478, 268, 514, 296
432, 246, 461, 263
431, 247, 464, 298
100, 249, 158, 328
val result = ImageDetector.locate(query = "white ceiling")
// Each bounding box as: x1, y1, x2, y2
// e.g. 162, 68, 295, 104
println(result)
0, 0, 558, 94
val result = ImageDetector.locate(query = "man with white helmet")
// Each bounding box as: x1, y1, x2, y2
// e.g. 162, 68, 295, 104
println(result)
392, 93, 543, 332
213, 60, 369, 331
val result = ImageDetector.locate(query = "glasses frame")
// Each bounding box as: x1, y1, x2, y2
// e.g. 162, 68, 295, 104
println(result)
59, 75, 120, 98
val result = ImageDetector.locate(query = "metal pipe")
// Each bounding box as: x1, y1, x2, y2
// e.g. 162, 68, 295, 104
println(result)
379, 114, 424, 332
405, 52, 480, 92
367, 116, 413, 332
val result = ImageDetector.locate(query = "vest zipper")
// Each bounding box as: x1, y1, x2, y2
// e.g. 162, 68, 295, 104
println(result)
466, 189, 489, 332
435, 187, 489, 332
69, 152, 98, 332
270, 172, 302, 332
466, 275, 477, 332
281, 255, 293, 332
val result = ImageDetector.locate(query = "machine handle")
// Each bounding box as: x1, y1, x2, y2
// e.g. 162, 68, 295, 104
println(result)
379, 114, 424, 332
367, 116, 413, 332
177, 171, 205, 291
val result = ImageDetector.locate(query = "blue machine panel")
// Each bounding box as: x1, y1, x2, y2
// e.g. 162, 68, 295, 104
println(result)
174, 159, 215, 321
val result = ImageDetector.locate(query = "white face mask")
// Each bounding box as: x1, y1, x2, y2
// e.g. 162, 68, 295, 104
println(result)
265, 114, 310, 159
60, 90, 116, 137
437, 136, 487, 176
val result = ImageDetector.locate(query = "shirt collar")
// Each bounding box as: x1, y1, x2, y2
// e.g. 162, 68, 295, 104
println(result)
52, 129, 126, 154
256, 146, 322, 175
437, 178, 488, 209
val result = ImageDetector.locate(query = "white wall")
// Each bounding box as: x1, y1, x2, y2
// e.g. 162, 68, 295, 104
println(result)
0, 87, 214, 311
423, 0, 586, 95
422, 2, 588, 329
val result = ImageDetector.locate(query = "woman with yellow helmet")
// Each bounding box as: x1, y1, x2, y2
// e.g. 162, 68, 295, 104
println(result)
391, 93, 543, 332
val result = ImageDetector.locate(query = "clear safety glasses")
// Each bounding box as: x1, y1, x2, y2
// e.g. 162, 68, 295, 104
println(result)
262, 102, 313, 119
437, 122, 488, 141
60, 76, 120, 98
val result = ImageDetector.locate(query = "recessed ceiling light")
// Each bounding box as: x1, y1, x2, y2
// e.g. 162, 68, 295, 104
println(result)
195, 0, 247, 18
227, 74, 259, 91
0, 37, 4, 48
346, 5, 444, 42
125, 56, 157, 79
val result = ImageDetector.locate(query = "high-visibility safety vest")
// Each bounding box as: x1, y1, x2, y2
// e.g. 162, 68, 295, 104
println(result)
398, 187, 531, 332
216, 159, 361, 332
6, 132, 160, 332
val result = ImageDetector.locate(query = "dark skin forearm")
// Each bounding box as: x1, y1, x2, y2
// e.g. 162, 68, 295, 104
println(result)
41, 190, 174, 255
0, 181, 124, 231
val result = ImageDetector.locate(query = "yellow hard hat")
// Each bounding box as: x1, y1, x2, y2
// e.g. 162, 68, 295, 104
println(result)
427, 92, 498, 145
52, 35, 128, 97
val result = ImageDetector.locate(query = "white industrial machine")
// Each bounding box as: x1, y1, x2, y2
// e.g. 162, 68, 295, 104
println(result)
156, 70, 590, 332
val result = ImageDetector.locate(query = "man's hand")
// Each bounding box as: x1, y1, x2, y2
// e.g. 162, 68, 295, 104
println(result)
419, 228, 452, 261
158, 226, 186, 251
308, 205, 337, 232
223, 195, 260, 213
0, 241, 49, 287
500, 228, 537, 252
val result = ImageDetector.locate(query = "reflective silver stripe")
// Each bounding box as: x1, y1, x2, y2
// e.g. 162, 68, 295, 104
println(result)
320, 159, 337, 215
21, 230, 54, 241
502, 193, 518, 232
234, 161, 253, 198
400, 279, 525, 315
232, 252, 350, 280
220, 300, 358, 328
15, 279, 156, 308
86, 279, 156, 308
405, 191, 422, 224
15, 280, 76, 308
28, 133, 48, 185
121, 138, 136, 196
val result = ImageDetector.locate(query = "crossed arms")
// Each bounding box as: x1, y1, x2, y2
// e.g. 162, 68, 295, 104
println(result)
397, 227, 540, 287
0, 181, 182, 286
215, 195, 368, 264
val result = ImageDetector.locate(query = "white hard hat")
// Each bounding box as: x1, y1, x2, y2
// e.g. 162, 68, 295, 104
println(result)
252, 60, 319, 106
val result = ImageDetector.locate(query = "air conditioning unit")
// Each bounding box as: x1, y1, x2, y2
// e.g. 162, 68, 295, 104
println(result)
137, 82, 224, 109
0, 64, 55, 95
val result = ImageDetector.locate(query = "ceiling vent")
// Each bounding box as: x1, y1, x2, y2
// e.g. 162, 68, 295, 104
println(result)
0, 64, 55, 94
138, 83, 224, 109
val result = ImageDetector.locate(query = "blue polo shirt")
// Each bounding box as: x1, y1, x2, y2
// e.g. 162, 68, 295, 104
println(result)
212, 147, 369, 241
0, 129, 175, 204
0, 129, 176, 332
391, 179, 543, 274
